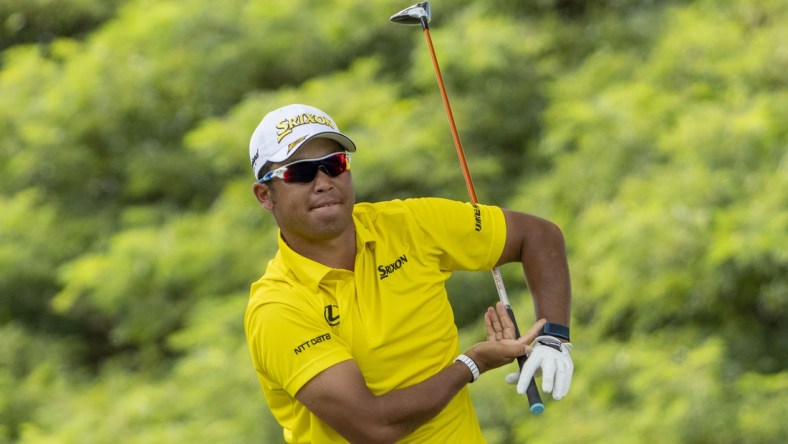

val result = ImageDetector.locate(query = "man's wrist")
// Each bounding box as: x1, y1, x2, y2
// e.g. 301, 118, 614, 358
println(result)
455, 354, 480, 383
541, 322, 570, 342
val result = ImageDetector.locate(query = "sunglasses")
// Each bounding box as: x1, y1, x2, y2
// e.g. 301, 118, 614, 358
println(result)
258, 152, 351, 184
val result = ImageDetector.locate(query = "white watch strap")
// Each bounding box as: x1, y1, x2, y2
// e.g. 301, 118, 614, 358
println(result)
455, 354, 480, 382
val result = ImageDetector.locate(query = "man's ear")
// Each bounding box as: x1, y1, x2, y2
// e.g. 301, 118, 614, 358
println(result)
252, 182, 275, 211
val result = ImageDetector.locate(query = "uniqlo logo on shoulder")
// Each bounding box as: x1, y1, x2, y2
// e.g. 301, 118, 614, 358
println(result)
324, 304, 340, 326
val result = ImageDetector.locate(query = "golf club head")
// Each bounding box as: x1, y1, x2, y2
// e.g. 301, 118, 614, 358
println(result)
390, 1, 431, 26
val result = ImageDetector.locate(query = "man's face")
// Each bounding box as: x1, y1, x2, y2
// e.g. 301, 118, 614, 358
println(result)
253, 138, 355, 245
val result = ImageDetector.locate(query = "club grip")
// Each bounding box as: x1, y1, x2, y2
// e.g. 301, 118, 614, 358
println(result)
507, 306, 544, 415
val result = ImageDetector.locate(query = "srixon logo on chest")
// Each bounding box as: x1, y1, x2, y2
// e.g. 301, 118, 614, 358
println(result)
378, 254, 408, 280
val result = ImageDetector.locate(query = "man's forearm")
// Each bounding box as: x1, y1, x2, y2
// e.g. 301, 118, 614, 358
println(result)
521, 219, 572, 325
499, 210, 572, 325
372, 360, 473, 439
354, 337, 541, 441
298, 359, 472, 444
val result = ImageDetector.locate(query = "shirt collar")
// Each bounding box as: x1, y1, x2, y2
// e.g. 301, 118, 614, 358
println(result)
277, 212, 376, 292
277, 232, 332, 292
353, 211, 375, 250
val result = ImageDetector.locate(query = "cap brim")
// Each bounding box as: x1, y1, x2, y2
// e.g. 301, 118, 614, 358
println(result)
267, 131, 357, 164
310, 131, 357, 153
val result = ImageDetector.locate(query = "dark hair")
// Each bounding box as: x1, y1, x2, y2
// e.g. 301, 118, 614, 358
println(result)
257, 161, 274, 181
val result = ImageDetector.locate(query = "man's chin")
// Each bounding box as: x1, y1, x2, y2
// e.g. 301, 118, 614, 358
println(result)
310, 207, 352, 231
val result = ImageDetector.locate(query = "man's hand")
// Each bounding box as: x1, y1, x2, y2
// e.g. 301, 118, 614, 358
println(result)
484, 301, 574, 400
462, 303, 545, 375
506, 335, 574, 400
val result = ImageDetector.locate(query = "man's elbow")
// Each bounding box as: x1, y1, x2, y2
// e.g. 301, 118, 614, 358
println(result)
524, 215, 566, 252
338, 403, 420, 444
338, 422, 407, 444
544, 219, 566, 247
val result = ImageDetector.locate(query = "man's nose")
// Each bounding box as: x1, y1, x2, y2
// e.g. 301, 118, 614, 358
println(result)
313, 165, 333, 190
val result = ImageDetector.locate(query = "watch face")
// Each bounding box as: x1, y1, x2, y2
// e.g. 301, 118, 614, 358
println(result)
543, 322, 570, 341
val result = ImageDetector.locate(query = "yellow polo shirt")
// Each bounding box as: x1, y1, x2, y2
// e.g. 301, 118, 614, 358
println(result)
245, 198, 507, 443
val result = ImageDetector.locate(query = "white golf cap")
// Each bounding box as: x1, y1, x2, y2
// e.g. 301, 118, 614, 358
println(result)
249, 104, 356, 179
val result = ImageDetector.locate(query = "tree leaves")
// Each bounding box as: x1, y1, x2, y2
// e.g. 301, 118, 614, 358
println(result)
1, 0, 785, 442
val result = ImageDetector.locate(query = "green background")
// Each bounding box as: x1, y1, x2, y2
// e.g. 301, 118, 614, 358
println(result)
1, 0, 786, 442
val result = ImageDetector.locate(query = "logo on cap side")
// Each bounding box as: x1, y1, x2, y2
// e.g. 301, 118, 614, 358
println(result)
276, 113, 337, 143
288, 136, 307, 153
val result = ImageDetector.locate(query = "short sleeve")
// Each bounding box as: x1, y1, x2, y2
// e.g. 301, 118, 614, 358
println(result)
402, 198, 507, 272
245, 296, 353, 397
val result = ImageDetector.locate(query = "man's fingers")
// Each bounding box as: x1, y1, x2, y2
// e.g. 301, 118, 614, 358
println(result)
552, 364, 569, 399
517, 354, 542, 394
540, 355, 556, 394
552, 360, 573, 399
495, 302, 516, 340
520, 318, 547, 344
484, 309, 495, 341
486, 307, 506, 341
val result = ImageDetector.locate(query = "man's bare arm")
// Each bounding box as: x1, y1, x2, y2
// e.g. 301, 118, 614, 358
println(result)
296, 319, 546, 443
497, 209, 571, 325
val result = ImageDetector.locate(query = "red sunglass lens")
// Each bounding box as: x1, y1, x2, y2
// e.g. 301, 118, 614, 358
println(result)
283, 153, 348, 183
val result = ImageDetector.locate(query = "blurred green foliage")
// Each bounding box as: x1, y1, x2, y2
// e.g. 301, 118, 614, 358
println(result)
1, 0, 785, 442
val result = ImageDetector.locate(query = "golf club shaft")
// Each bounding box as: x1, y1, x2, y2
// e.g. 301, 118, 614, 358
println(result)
422, 28, 478, 203
420, 23, 544, 414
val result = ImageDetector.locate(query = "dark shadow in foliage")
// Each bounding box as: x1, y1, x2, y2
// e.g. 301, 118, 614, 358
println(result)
714, 255, 787, 374
0, 0, 126, 52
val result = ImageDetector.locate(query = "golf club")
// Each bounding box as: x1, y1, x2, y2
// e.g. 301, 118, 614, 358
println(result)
390, 1, 545, 415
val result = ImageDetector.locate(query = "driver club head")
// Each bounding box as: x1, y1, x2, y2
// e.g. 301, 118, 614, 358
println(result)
390, 1, 431, 26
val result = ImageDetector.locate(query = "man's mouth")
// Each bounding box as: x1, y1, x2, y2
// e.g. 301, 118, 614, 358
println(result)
311, 200, 340, 210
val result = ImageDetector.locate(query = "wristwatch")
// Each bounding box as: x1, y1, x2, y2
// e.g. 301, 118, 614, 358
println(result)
455, 354, 480, 382
541, 322, 570, 341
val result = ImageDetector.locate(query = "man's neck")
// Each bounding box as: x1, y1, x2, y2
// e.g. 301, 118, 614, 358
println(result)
282, 226, 357, 271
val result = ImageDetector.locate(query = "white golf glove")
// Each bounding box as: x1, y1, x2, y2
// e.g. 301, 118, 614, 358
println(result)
505, 335, 573, 400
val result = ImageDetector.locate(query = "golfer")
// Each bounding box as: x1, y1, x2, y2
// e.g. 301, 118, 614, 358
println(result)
244, 104, 574, 443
